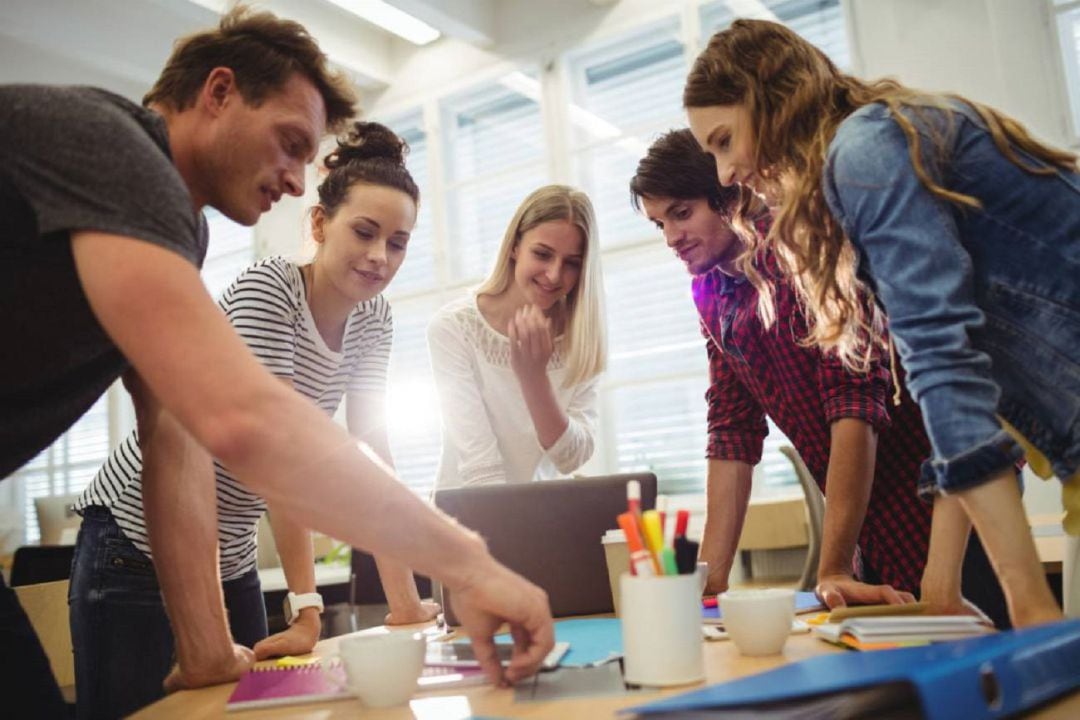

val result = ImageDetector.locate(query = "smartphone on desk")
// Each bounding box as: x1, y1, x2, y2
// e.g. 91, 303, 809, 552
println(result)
426, 641, 570, 670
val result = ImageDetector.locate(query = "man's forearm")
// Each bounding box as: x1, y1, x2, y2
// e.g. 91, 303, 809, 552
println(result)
700, 459, 754, 591
76, 237, 491, 591
818, 418, 877, 577
137, 383, 233, 667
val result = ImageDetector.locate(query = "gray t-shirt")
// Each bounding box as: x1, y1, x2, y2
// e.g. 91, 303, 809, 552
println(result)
0, 85, 208, 478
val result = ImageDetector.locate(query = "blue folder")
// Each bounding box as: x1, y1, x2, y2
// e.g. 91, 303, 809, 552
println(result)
622, 619, 1080, 719
701, 590, 823, 623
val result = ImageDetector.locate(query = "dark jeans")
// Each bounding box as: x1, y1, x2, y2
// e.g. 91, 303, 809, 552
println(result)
69, 506, 268, 720
0, 572, 69, 719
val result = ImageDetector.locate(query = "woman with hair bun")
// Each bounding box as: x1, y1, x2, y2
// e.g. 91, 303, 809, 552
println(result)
70, 121, 437, 719
428, 185, 607, 489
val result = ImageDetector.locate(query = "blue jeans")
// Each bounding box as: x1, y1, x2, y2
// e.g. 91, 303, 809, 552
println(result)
68, 506, 268, 720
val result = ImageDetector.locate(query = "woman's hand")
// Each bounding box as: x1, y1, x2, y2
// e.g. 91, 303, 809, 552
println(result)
252, 610, 322, 660
385, 599, 442, 626
508, 304, 554, 381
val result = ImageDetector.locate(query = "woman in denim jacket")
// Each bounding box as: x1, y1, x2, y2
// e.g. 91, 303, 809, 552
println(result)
682, 18, 1078, 629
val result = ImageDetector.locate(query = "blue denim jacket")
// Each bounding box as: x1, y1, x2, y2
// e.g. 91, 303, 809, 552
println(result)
823, 101, 1080, 495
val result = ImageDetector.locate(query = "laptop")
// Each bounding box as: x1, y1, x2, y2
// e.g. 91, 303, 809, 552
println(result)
433, 473, 657, 626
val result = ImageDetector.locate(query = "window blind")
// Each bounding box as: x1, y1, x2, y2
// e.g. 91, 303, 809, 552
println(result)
440, 71, 549, 281
383, 111, 439, 295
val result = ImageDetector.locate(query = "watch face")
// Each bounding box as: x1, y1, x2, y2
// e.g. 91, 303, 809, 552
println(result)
283, 595, 293, 620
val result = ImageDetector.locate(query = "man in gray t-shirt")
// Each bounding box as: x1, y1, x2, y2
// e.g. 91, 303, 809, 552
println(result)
0, 85, 208, 479
2, 7, 556, 720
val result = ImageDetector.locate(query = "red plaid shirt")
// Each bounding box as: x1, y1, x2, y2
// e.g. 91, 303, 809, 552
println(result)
693, 251, 933, 593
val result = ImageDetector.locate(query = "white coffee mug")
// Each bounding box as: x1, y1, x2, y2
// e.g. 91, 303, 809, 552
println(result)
326, 630, 426, 707
719, 588, 795, 656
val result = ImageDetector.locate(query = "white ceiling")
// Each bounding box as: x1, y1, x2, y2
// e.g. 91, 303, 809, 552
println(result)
0, 0, 611, 100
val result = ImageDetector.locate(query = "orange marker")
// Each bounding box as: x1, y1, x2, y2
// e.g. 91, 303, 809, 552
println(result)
618, 512, 655, 577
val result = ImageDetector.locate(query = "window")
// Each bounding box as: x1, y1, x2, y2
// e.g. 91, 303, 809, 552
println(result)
383, 110, 439, 295
201, 209, 256, 300
366, 1, 854, 498
6, 210, 256, 545
1054, 0, 1080, 141
564, 18, 714, 495
700, 0, 850, 69
565, 16, 687, 249
440, 71, 548, 282
383, 294, 447, 495
10, 395, 110, 544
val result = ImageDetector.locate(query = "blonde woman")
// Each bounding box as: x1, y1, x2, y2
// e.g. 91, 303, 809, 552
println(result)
429, 185, 606, 488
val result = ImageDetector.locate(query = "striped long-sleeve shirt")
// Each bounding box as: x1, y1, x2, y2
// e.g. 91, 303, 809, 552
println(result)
76, 256, 393, 580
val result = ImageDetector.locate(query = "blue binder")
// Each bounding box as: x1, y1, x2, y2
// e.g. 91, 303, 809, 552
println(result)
622, 619, 1080, 719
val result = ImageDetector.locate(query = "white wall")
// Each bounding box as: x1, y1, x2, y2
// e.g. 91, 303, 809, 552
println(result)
848, 0, 1071, 147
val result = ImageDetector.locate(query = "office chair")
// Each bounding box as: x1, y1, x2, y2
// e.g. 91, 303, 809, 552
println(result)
10, 544, 76, 587
779, 445, 825, 591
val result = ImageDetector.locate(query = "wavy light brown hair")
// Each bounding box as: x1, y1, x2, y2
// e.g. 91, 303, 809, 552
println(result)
683, 18, 1077, 370
145, 5, 357, 133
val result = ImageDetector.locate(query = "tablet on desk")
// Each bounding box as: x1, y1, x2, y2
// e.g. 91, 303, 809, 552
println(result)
426, 641, 570, 670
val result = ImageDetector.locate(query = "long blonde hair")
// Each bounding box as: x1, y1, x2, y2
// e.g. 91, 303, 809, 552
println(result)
684, 19, 1077, 371
476, 185, 607, 387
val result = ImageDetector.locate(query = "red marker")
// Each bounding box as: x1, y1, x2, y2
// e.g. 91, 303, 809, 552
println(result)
675, 509, 690, 539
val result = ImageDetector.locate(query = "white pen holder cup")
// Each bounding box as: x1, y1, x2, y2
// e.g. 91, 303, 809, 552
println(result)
322, 630, 426, 707
620, 573, 705, 687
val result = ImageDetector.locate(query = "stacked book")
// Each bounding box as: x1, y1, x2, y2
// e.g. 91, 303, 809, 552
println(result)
812, 615, 993, 650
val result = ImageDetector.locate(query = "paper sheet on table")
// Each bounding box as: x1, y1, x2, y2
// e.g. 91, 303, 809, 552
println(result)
497, 617, 623, 667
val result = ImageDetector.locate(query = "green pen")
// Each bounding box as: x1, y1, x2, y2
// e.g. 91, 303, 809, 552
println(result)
660, 546, 679, 576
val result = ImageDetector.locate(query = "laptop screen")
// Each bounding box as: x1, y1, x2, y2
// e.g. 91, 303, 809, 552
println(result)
433, 473, 657, 625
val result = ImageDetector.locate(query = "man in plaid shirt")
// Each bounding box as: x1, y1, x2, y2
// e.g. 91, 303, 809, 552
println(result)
630, 129, 1007, 625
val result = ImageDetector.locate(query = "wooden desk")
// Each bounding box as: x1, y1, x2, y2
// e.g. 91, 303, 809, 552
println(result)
737, 495, 809, 551
133, 623, 1080, 719
1031, 513, 1066, 574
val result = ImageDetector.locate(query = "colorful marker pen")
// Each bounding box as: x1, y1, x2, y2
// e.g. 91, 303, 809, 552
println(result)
675, 509, 690, 539
656, 495, 669, 539
641, 510, 665, 574
618, 512, 655, 577
626, 479, 642, 519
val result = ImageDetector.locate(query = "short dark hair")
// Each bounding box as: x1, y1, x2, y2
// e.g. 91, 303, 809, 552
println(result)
144, 5, 356, 132
318, 121, 420, 217
629, 128, 739, 214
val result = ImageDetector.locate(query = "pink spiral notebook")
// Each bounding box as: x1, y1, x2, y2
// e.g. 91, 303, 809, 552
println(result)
226, 661, 350, 712
226, 659, 491, 711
